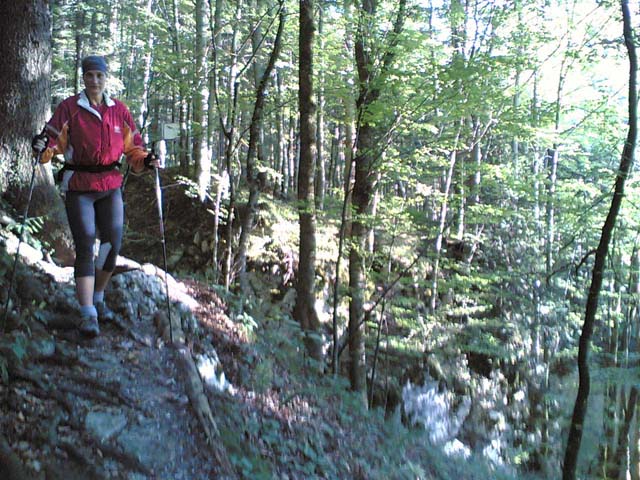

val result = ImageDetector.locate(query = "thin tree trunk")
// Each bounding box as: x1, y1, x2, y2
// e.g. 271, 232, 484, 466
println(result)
314, 4, 326, 210
512, 0, 522, 173
275, 70, 285, 196
236, 4, 285, 295
138, 0, 154, 134
207, 0, 224, 277
74, 8, 85, 93
328, 124, 340, 192
369, 216, 397, 407
455, 151, 465, 240
609, 387, 639, 479
169, 0, 189, 171
624, 245, 640, 366
294, 0, 323, 362
631, 402, 640, 480
430, 126, 461, 312
331, 146, 353, 374
208, 0, 223, 152
600, 380, 618, 476
289, 111, 297, 194
215, 0, 242, 289
349, 0, 407, 396
562, 3, 637, 477
545, 147, 559, 274
250, 0, 267, 188
193, 0, 210, 200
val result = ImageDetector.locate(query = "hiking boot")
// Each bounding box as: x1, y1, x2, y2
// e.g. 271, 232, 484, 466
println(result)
77, 315, 100, 337
95, 301, 116, 323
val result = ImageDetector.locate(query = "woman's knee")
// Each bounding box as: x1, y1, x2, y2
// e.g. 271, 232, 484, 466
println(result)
74, 247, 95, 277
97, 240, 121, 272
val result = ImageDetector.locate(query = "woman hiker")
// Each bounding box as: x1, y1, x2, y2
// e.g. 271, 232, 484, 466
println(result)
32, 54, 160, 337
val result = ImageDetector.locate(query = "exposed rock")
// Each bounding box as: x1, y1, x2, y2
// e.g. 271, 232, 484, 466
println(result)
117, 422, 177, 470
85, 409, 128, 443
26, 333, 55, 359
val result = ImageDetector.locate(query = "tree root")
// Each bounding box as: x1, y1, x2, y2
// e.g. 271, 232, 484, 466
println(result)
57, 440, 107, 480
11, 365, 127, 409
31, 384, 75, 415
10, 365, 48, 391
38, 342, 92, 369
94, 441, 153, 476
62, 371, 137, 409
14, 380, 152, 477
56, 381, 129, 409
20, 351, 141, 413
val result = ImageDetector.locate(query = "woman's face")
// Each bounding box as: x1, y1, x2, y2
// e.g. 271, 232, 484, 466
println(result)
83, 70, 106, 97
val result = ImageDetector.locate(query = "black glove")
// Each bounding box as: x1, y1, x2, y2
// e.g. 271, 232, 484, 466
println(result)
144, 152, 156, 169
31, 133, 49, 154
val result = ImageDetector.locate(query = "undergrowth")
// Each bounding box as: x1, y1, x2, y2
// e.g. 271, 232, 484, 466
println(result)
208, 288, 516, 480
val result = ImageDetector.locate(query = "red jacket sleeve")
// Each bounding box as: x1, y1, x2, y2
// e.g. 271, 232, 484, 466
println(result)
39, 98, 72, 164
121, 106, 147, 173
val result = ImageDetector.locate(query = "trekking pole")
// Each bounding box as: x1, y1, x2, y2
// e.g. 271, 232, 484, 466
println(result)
152, 146, 173, 343
2, 128, 46, 332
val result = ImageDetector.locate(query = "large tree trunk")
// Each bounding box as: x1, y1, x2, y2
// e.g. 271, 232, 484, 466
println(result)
563, 2, 637, 477
294, 0, 322, 362
0, 0, 51, 192
0, 0, 72, 265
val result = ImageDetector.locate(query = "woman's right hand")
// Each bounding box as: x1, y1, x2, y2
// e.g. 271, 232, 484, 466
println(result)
31, 133, 48, 154
144, 152, 161, 169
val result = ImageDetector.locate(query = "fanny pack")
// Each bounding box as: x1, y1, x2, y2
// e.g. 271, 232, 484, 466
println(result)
56, 162, 121, 182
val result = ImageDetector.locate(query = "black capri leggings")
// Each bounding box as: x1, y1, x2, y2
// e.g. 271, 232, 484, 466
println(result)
65, 188, 123, 277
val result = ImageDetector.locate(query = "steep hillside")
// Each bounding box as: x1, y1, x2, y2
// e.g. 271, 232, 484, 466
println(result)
0, 175, 513, 479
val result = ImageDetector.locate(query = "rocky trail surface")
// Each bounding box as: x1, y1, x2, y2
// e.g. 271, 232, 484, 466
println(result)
0, 234, 236, 480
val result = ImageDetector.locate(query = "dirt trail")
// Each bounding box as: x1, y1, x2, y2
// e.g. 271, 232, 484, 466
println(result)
0, 253, 228, 479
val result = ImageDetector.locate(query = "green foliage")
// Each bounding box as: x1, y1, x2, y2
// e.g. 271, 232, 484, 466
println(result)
211, 282, 516, 479
9, 334, 27, 363
0, 333, 28, 386
4, 215, 47, 252
235, 310, 259, 339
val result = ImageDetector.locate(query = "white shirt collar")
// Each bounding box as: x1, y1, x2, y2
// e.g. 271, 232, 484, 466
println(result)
78, 90, 115, 120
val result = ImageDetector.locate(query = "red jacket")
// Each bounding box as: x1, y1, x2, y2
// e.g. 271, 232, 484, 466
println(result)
42, 91, 147, 192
